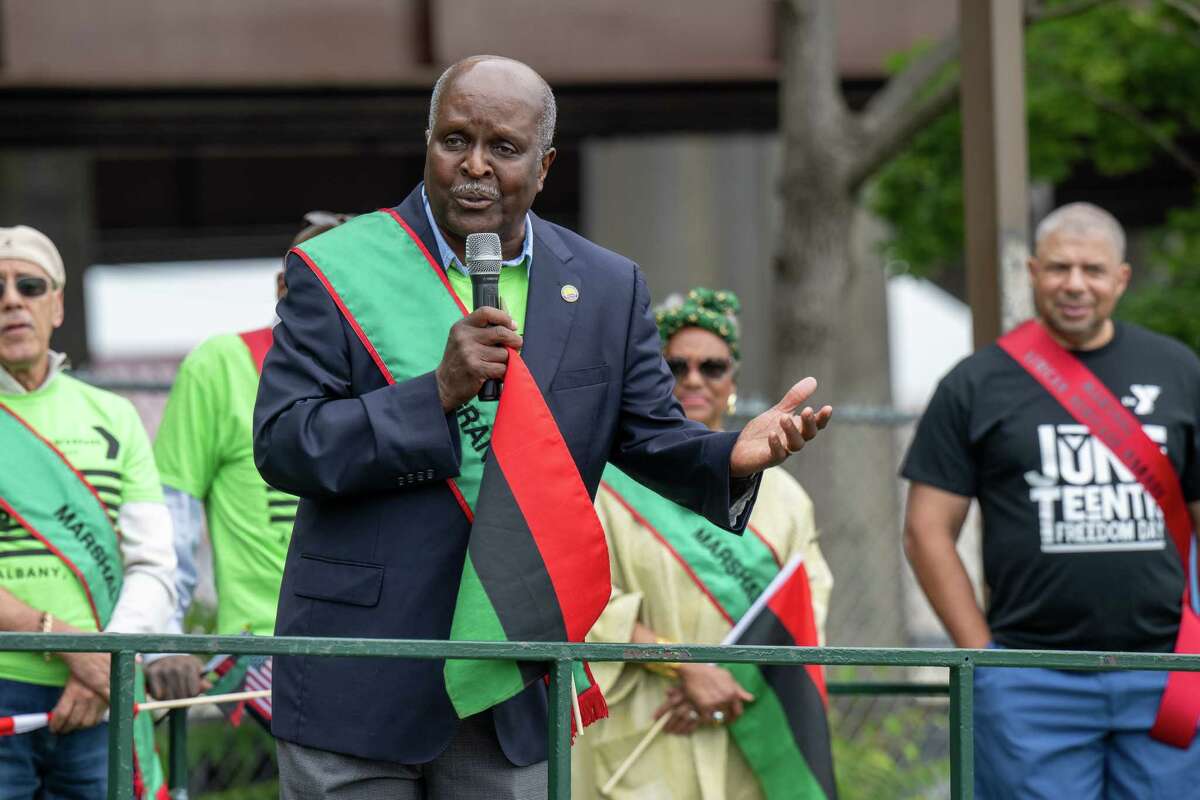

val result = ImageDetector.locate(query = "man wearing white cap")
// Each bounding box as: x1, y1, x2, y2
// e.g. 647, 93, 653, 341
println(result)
0, 225, 176, 797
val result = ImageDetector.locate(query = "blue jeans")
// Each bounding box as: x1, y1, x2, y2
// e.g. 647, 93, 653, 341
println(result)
0, 677, 108, 799
974, 653, 1200, 800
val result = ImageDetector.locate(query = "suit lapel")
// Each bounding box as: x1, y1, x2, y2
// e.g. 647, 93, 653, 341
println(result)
395, 188, 444, 272
522, 214, 579, 394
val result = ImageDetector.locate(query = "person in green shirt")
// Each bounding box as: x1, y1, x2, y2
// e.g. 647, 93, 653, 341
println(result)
0, 225, 176, 798
145, 213, 351, 701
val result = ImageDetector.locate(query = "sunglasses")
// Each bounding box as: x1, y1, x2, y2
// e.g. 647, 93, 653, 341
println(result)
0, 276, 51, 299
666, 357, 733, 381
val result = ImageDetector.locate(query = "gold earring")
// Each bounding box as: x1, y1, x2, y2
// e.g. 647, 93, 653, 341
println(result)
726, 392, 738, 415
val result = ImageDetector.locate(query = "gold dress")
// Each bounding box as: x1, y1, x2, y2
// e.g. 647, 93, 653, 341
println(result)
573, 466, 834, 800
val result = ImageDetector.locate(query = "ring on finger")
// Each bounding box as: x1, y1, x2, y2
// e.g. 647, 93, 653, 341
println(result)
711, 710, 726, 723
687, 709, 700, 721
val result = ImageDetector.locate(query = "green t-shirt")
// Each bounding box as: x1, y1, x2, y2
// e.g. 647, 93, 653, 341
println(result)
154, 333, 295, 636
445, 262, 530, 334
0, 375, 163, 686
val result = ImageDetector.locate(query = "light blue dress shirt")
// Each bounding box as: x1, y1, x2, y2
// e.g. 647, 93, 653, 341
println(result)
420, 186, 533, 275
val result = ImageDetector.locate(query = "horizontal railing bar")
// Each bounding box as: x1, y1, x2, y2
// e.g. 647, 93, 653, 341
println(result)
7, 633, 1200, 672
827, 681, 949, 696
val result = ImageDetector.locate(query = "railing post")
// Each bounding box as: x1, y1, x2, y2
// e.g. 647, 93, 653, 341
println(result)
107, 650, 136, 800
546, 659, 573, 800
168, 707, 189, 799
949, 658, 975, 799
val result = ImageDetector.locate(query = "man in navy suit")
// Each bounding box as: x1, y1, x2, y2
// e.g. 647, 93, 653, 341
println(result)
254, 55, 833, 800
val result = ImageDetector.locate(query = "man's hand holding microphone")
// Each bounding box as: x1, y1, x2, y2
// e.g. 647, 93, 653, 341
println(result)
436, 307, 521, 412
435, 233, 520, 412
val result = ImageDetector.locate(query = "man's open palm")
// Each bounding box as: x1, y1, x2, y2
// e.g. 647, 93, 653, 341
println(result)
730, 377, 832, 477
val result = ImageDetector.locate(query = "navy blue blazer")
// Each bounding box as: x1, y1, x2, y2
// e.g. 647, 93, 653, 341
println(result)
253, 187, 752, 765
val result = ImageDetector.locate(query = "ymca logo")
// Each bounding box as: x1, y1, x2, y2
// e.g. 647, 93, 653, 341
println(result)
1121, 384, 1161, 415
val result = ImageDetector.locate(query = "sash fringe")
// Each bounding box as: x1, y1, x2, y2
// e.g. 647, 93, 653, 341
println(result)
571, 683, 609, 742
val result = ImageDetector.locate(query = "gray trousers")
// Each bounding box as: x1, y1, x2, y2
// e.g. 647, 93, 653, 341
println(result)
277, 713, 547, 800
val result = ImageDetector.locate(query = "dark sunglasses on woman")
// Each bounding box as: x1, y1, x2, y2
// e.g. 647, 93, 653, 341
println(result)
0, 276, 51, 299
665, 357, 733, 381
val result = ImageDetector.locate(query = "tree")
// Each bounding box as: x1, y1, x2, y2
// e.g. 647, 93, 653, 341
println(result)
773, 0, 1135, 645
871, 1, 1200, 345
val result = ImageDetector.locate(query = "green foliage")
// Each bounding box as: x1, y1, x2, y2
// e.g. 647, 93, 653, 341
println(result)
155, 713, 277, 798
1117, 199, 1200, 351
198, 783, 279, 800
831, 704, 949, 799
826, 667, 950, 799
183, 600, 218, 635
870, 0, 1200, 338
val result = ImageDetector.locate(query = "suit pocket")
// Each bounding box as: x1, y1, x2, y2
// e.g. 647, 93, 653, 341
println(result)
551, 364, 609, 391
294, 554, 384, 607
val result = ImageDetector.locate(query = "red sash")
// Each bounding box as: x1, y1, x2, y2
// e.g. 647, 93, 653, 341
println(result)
999, 320, 1200, 747
238, 327, 274, 375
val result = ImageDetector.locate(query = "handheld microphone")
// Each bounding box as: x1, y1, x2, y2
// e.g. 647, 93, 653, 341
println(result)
466, 232, 503, 401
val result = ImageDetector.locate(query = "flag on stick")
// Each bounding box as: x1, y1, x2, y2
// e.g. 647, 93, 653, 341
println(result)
0, 712, 50, 736
203, 653, 273, 729
724, 555, 837, 799
0, 688, 274, 738
603, 555, 837, 799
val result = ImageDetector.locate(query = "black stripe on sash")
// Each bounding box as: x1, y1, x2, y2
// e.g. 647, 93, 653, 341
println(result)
0, 549, 53, 559
469, 459, 567, 685
80, 469, 122, 480
741, 608, 837, 799
268, 499, 299, 508
269, 515, 296, 525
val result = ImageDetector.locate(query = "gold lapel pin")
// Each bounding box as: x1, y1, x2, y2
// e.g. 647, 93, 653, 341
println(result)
561, 284, 580, 303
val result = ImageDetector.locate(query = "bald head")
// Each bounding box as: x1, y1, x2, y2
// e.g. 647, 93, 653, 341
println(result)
1035, 202, 1126, 262
427, 56, 556, 156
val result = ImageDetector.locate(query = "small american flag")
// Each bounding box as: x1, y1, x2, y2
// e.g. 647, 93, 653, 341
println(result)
203, 653, 272, 730
242, 656, 273, 722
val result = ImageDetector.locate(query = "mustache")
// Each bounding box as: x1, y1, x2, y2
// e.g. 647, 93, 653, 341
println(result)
450, 182, 500, 200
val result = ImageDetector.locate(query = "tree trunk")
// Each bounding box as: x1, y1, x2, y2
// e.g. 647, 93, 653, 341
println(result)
772, 1, 904, 645
775, 170, 905, 646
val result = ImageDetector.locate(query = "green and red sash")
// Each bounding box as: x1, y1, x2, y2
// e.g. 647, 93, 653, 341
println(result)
600, 467, 836, 800
0, 404, 167, 798
292, 209, 610, 732
999, 320, 1200, 747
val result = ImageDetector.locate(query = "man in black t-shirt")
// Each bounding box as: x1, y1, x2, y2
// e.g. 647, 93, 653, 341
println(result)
902, 202, 1200, 799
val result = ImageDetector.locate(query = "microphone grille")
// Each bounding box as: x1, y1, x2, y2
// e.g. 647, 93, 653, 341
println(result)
465, 233, 502, 275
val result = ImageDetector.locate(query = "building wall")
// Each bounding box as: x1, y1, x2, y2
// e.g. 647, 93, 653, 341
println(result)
2, 0, 429, 86
582, 134, 780, 407
1, 0, 953, 87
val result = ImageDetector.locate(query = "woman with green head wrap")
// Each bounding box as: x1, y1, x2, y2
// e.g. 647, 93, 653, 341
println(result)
655, 288, 742, 430
573, 289, 836, 800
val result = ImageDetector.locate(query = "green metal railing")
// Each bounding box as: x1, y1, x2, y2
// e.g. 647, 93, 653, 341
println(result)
3, 633, 1198, 799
